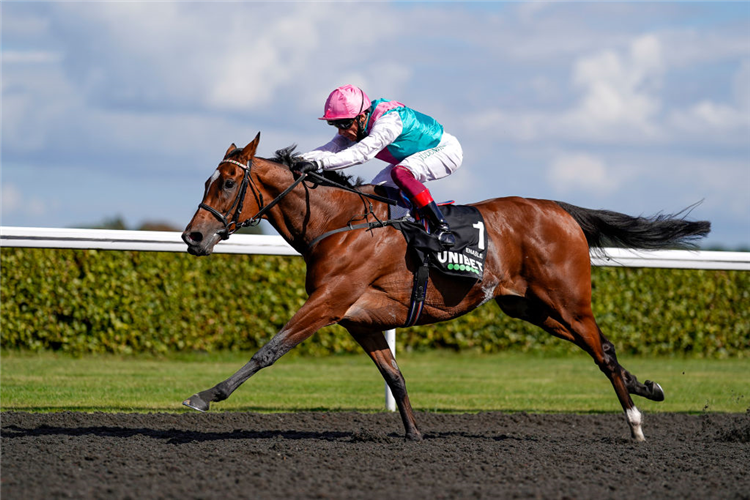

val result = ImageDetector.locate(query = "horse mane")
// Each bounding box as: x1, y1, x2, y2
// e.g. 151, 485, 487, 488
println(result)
270, 145, 365, 188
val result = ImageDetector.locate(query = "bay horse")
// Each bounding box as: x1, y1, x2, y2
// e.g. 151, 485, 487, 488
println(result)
181, 133, 710, 442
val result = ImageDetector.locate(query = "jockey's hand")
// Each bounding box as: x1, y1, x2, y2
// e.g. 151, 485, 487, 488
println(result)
295, 160, 321, 174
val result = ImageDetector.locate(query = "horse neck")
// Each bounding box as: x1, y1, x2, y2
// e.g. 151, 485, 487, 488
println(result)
252, 159, 371, 254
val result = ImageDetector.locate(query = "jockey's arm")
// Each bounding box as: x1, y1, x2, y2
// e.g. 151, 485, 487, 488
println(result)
303, 135, 352, 158
301, 113, 402, 171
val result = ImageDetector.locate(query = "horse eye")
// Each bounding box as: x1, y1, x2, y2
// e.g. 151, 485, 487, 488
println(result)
224, 179, 235, 189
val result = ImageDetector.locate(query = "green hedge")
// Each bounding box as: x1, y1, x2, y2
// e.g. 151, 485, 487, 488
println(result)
1, 248, 748, 357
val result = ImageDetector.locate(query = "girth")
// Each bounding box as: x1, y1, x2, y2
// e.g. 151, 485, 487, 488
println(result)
404, 258, 430, 328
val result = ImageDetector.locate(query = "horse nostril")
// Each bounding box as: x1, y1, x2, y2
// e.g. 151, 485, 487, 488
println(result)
182, 231, 203, 245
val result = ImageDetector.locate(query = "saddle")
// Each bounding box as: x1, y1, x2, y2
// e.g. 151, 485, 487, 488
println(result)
383, 188, 489, 328
384, 188, 488, 281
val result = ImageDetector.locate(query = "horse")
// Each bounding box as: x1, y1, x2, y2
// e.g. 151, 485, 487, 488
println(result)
181, 133, 710, 442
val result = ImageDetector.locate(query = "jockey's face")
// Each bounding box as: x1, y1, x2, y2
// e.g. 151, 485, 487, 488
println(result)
338, 113, 365, 142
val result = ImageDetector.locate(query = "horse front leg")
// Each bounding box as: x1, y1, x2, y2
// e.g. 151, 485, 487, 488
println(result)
346, 327, 422, 441
182, 289, 347, 412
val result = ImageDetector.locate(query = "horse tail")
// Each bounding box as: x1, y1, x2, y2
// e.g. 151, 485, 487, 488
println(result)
555, 201, 711, 252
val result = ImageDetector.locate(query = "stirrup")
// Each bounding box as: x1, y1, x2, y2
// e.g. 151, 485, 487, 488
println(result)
436, 225, 456, 248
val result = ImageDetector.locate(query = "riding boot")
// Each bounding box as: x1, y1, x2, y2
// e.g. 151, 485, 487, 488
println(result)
421, 201, 456, 248
389, 165, 455, 248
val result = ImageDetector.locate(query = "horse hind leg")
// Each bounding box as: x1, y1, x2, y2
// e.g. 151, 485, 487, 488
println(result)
551, 314, 663, 441
610, 342, 665, 403
595, 332, 658, 442
497, 296, 661, 441
564, 319, 656, 441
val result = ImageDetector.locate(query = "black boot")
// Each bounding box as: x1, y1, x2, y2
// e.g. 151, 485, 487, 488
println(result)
421, 201, 455, 248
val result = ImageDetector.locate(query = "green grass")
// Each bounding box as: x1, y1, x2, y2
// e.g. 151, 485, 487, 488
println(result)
1, 350, 748, 414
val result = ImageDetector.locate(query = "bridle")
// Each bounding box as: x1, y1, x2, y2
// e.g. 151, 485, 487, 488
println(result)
198, 157, 308, 240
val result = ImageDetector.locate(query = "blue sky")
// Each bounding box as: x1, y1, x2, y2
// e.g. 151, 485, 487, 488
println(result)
2, 1, 749, 248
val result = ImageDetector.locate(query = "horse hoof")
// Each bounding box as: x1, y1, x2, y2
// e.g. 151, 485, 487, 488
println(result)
645, 380, 665, 402
182, 394, 210, 412
405, 431, 423, 442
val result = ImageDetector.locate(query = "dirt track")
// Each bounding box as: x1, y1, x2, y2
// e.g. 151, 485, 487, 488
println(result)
2, 411, 748, 499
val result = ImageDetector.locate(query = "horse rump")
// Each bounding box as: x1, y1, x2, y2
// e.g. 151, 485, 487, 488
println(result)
556, 201, 711, 251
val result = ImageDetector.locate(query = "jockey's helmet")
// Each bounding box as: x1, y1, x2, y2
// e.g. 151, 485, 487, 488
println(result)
319, 85, 371, 121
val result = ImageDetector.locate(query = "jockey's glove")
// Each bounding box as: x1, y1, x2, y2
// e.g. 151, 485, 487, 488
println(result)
296, 160, 322, 174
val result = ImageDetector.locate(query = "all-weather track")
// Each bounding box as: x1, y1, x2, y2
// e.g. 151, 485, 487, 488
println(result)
2, 411, 749, 499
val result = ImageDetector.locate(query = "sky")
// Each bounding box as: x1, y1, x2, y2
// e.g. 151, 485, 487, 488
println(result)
2, 1, 749, 249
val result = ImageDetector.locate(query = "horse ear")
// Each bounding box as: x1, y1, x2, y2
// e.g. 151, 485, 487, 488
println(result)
241, 132, 261, 159
225, 143, 237, 157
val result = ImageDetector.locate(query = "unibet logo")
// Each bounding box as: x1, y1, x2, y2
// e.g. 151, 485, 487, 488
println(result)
436, 250, 483, 275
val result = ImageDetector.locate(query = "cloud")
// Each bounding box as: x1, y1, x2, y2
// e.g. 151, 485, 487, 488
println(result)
1, 184, 22, 213
2, 2, 410, 161
1, 183, 47, 218
468, 34, 668, 143
667, 60, 750, 141
38, 2, 408, 117
674, 101, 746, 129
734, 59, 750, 110
642, 157, 750, 218
567, 35, 663, 133
547, 153, 620, 195
515, 1, 549, 21
205, 7, 326, 111
2, 50, 62, 64
464, 29, 748, 148
659, 20, 750, 69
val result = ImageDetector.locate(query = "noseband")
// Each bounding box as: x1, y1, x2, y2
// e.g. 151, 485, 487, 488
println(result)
198, 159, 254, 239
198, 158, 308, 240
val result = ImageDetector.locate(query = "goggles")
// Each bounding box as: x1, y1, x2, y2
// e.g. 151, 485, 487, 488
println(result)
327, 118, 355, 130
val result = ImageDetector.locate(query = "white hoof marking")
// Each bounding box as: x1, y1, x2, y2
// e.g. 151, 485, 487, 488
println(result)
626, 407, 645, 441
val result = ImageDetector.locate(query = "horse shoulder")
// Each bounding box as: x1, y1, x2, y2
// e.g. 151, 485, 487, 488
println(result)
303, 224, 408, 293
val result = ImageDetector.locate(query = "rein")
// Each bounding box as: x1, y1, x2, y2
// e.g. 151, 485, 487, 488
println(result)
305, 171, 397, 206
198, 158, 396, 241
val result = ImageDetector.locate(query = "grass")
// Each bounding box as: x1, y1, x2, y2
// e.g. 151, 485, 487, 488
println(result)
1, 350, 748, 414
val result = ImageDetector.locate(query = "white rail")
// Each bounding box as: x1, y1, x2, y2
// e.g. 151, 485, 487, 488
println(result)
2, 226, 748, 412
589, 248, 750, 271
0, 227, 298, 255
2, 226, 748, 270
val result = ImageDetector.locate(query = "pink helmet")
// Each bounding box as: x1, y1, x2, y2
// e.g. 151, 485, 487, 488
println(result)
319, 85, 371, 120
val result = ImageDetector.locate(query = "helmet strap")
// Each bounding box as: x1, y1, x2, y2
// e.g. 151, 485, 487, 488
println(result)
356, 112, 369, 142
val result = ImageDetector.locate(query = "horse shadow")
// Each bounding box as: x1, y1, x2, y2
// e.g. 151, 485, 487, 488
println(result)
1, 424, 352, 444
2, 425, 530, 444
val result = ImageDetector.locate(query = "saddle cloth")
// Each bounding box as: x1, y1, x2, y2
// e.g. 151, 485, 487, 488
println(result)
384, 188, 488, 281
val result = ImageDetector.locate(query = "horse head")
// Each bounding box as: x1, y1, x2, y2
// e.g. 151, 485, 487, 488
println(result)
182, 132, 262, 256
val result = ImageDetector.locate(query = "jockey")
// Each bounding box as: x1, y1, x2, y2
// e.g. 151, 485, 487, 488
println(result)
296, 84, 463, 248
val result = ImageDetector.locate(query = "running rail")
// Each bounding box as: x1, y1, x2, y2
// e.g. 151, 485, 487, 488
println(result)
2, 226, 749, 270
